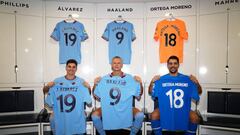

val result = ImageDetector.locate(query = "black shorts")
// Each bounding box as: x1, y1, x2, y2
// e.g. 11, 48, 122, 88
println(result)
154, 98, 159, 109
162, 131, 185, 135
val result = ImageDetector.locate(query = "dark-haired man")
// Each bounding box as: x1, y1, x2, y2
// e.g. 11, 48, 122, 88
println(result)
150, 56, 201, 135
43, 59, 91, 135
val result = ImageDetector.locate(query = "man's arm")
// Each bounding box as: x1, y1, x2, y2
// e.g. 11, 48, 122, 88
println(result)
134, 76, 143, 96
92, 76, 101, 101
43, 82, 55, 95
82, 81, 91, 95
148, 75, 160, 95
190, 75, 202, 95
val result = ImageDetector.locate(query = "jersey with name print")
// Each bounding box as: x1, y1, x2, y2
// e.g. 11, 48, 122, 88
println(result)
152, 73, 199, 131
154, 19, 188, 63
102, 21, 136, 64
94, 74, 140, 129
45, 76, 91, 135
51, 20, 88, 64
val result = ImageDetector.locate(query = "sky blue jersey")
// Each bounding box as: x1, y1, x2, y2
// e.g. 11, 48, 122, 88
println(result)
45, 76, 91, 135
152, 73, 199, 131
51, 20, 88, 64
102, 21, 136, 64
94, 73, 140, 130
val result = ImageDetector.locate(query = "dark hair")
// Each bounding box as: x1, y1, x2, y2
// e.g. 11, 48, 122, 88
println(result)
167, 55, 179, 64
66, 59, 78, 66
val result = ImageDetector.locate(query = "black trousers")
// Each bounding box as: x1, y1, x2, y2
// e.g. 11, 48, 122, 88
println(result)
162, 131, 185, 135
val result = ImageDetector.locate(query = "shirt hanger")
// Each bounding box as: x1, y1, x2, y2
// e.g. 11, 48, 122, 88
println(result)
166, 13, 176, 21
65, 14, 76, 23
115, 15, 125, 23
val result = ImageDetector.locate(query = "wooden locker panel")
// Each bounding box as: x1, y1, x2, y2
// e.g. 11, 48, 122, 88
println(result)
16, 15, 43, 83
0, 13, 16, 84
95, 19, 111, 76
178, 16, 197, 76
228, 11, 240, 85
146, 17, 164, 82
199, 13, 227, 84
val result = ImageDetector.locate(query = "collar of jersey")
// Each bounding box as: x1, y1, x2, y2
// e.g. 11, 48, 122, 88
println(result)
64, 75, 77, 80
109, 72, 126, 78
114, 20, 127, 24
63, 20, 77, 24
166, 73, 183, 77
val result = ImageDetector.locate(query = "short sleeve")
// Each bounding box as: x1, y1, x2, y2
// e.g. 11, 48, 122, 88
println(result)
153, 22, 160, 41
80, 23, 88, 41
190, 81, 200, 101
180, 21, 188, 40
50, 23, 60, 41
131, 24, 136, 41
82, 86, 92, 104
102, 24, 109, 41
45, 88, 54, 108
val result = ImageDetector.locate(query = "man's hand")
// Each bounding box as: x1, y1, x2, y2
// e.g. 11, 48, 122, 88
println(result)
151, 75, 161, 83
189, 74, 202, 95
46, 81, 55, 88
148, 75, 160, 95
92, 76, 102, 98
134, 76, 142, 83
189, 75, 199, 84
83, 81, 91, 89
83, 81, 91, 94
94, 76, 102, 85
43, 81, 55, 94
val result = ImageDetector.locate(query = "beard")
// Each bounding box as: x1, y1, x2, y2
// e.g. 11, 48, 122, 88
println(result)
169, 67, 178, 74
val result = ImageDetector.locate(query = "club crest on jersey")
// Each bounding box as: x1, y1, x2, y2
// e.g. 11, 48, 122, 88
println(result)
59, 82, 63, 85
72, 82, 76, 85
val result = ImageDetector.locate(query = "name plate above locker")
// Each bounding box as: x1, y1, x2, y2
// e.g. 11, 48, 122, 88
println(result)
0, 0, 43, 16
96, 3, 144, 19
45, 1, 95, 18
200, 0, 240, 15
146, 0, 196, 18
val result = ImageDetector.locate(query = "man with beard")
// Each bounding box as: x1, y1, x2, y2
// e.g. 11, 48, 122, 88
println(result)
150, 55, 201, 135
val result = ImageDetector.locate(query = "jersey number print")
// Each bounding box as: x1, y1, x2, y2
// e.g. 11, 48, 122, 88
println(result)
166, 89, 184, 109
57, 94, 76, 112
109, 87, 121, 105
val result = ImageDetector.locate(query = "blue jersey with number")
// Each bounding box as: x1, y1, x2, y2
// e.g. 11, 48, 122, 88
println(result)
152, 73, 199, 131
94, 74, 140, 130
102, 21, 136, 64
51, 20, 88, 64
45, 76, 91, 135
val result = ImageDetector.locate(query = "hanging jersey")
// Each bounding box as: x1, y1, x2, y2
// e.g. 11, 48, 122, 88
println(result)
154, 19, 188, 63
45, 76, 92, 135
152, 73, 199, 131
51, 20, 88, 64
94, 73, 140, 130
102, 21, 136, 64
